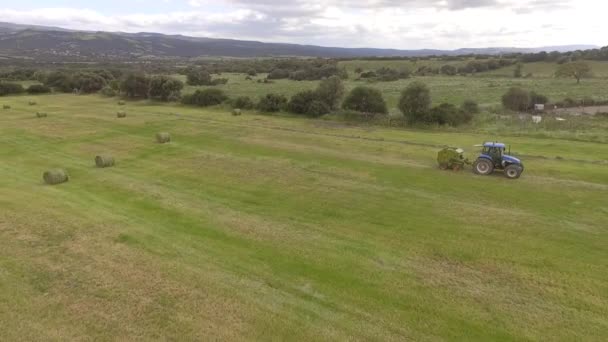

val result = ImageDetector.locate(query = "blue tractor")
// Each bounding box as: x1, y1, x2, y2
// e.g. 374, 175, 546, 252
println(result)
473, 142, 524, 179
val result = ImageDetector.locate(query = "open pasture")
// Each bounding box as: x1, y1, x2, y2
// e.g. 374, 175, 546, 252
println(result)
0, 94, 607, 340
179, 64, 608, 111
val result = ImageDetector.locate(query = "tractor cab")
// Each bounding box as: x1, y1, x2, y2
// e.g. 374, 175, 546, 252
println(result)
481, 142, 506, 166
474, 142, 524, 179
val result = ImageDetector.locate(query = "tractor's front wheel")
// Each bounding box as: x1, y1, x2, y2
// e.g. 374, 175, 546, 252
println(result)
473, 158, 494, 175
504, 164, 523, 179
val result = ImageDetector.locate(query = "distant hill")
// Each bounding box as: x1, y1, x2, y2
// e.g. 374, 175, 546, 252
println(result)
0, 22, 599, 60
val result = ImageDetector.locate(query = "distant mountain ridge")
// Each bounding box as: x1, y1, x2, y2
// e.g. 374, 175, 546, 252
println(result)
0, 22, 599, 60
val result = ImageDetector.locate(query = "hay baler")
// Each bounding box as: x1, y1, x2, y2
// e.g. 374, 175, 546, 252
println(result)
437, 147, 471, 171
437, 142, 524, 179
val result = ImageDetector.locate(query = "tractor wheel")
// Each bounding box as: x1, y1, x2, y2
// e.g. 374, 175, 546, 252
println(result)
504, 165, 523, 179
473, 158, 493, 175
438, 163, 448, 170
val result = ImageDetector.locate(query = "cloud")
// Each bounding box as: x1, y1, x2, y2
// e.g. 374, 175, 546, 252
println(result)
0, 0, 604, 49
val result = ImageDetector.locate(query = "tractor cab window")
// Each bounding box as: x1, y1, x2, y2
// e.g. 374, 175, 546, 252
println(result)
484, 146, 502, 159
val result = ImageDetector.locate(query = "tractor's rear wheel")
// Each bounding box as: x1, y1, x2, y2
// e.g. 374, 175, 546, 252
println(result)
504, 164, 523, 179
473, 158, 493, 175
438, 163, 448, 170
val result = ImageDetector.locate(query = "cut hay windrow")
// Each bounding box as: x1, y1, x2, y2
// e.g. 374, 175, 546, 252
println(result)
117, 111, 127, 118
95, 155, 115, 168
156, 132, 171, 144
28, 101, 37, 106
232, 108, 242, 116
36, 112, 47, 118
43, 169, 69, 185
2, 104, 10, 110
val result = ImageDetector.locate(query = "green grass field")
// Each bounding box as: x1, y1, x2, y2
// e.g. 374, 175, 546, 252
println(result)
1, 94, 607, 340
179, 62, 608, 112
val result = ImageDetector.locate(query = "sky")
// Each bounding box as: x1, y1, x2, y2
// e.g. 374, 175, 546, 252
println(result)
0, 0, 605, 49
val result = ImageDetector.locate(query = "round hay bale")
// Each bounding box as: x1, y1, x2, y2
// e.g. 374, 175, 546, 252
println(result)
118, 100, 126, 106
156, 132, 171, 144
95, 155, 115, 168
43, 169, 69, 185
232, 108, 242, 116
117, 111, 127, 118
36, 112, 47, 118
2, 104, 10, 110
28, 101, 37, 106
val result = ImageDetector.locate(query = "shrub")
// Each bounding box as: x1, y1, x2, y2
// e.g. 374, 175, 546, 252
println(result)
44, 71, 75, 92
502, 87, 530, 111
267, 69, 290, 79
342, 86, 387, 114
529, 91, 548, 109
186, 69, 212, 86
149, 76, 183, 101
430, 103, 473, 126
306, 100, 331, 117
0, 82, 25, 96
461, 99, 479, 114
120, 73, 150, 98
100, 86, 117, 97
288, 90, 320, 114
359, 71, 377, 78
247, 69, 257, 76
316, 76, 344, 110
257, 93, 287, 112
73, 73, 107, 93
399, 82, 431, 124
233, 96, 255, 109
210, 78, 229, 85
182, 89, 228, 107
26, 84, 51, 94
514, 64, 523, 78
440, 64, 457, 76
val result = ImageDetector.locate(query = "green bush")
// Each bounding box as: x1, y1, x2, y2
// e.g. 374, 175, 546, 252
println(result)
430, 103, 473, 126
529, 91, 548, 109
502, 87, 530, 111
342, 86, 387, 114
288, 91, 317, 114
26, 84, 51, 94
461, 99, 479, 114
399, 82, 431, 124
210, 78, 229, 85
100, 86, 117, 97
267, 69, 290, 80
73, 73, 107, 93
233, 96, 254, 109
186, 69, 212, 86
306, 100, 331, 117
0, 82, 25, 96
440, 64, 457, 76
149, 76, 183, 101
287, 90, 329, 117
257, 93, 287, 112
316, 76, 344, 110
182, 89, 228, 106
120, 73, 150, 98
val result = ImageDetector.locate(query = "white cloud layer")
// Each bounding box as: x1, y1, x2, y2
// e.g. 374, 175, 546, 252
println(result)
0, 0, 605, 49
